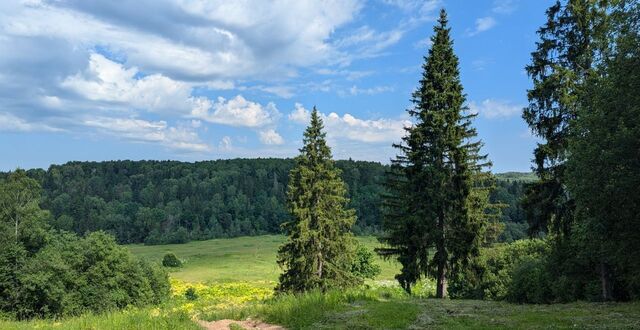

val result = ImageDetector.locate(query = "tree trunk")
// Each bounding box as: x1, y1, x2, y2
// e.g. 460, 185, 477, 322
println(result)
436, 209, 448, 298
317, 252, 323, 279
600, 262, 612, 301
436, 260, 448, 298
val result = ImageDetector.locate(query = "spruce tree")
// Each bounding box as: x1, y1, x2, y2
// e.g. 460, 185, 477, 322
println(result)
276, 108, 358, 293
522, 0, 609, 238
378, 9, 492, 298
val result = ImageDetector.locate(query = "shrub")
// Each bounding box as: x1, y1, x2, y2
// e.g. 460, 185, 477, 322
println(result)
162, 253, 182, 268
507, 258, 552, 303
351, 245, 381, 280
185, 287, 198, 301
449, 239, 550, 301
3, 231, 170, 319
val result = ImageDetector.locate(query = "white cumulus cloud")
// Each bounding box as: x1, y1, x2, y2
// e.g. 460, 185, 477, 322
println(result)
289, 104, 409, 143
191, 95, 280, 128
62, 53, 192, 113
259, 129, 284, 145
288, 103, 311, 124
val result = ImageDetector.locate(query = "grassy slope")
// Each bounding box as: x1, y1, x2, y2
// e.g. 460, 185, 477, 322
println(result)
127, 235, 399, 284
3, 235, 640, 329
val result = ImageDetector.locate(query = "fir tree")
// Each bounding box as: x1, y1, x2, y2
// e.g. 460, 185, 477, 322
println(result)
378, 9, 493, 298
276, 108, 358, 293
522, 0, 610, 238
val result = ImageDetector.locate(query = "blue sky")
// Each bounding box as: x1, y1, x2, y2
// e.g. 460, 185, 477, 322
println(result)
0, 0, 552, 172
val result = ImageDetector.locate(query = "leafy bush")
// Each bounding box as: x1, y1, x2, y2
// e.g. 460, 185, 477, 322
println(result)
507, 258, 552, 303
2, 231, 170, 319
184, 287, 198, 301
162, 253, 182, 268
450, 239, 550, 301
351, 245, 381, 280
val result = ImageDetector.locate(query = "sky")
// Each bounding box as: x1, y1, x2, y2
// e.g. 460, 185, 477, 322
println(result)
0, 0, 553, 172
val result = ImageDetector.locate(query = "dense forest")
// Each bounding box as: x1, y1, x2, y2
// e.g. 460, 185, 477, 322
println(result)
1, 159, 530, 245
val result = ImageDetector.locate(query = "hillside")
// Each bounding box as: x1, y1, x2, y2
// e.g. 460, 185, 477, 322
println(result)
3, 159, 532, 244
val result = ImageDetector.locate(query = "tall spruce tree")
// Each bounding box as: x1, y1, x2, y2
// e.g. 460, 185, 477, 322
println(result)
276, 108, 358, 293
522, 0, 610, 238
378, 9, 492, 298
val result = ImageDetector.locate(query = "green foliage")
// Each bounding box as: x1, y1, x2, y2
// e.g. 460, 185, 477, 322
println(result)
379, 9, 494, 297
277, 108, 359, 293
162, 253, 182, 268
350, 245, 381, 280
184, 287, 198, 301
7, 232, 170, 319
1, 159, 525, 245
0, 172, 169, 320
507, 258, 553, 304
522, 0, 610, 238
566, 6, 640, 300
522, 0, 640, 302
450, 239, 550, 301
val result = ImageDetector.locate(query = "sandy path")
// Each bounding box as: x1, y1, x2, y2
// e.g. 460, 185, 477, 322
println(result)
197, 319, 285, 330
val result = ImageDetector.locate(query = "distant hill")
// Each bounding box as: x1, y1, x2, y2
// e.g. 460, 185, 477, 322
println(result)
495, 172, 538, 183
2, 159, 532, 244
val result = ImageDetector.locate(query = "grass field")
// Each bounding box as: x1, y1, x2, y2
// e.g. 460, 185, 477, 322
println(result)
127, 235, 400, 284
2, 235, 640, 329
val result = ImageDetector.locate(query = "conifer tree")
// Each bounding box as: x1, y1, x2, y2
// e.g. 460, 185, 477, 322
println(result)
522, 0, 609, 238
378, 9, 493, 298
276, 108, 358, 293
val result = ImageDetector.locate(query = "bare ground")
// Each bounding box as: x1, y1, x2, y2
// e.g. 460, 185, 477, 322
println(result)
197, 319, 285, 330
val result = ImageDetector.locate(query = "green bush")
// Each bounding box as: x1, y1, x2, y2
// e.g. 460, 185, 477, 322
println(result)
450, 239, 550, 301
162, 253, 182, 268
507, 258, 552, 303
184, 287, 198, 301
3, 232, 170, 319
351, 244, 381, 280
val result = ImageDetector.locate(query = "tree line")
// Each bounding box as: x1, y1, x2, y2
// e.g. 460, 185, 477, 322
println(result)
1, 160, 530, 245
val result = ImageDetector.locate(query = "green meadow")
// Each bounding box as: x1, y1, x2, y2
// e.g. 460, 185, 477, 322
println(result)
127, 235, 399, 284
2, 235, 639, 329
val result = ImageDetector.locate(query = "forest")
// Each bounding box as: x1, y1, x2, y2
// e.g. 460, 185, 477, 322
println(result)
2, 160, 529, 245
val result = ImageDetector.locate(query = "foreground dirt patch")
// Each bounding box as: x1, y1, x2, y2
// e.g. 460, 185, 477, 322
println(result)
197, 319, 285, 330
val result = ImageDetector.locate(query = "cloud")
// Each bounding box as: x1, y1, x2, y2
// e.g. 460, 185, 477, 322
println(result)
0, 112, 62, 132
289, 103, 409, 143
413, 37, 433, 49
3, 1, 366, 81
492, 0, 517, 14
259, 129, 284, 145
334, 25, 405, 60
315, 69, 373, 81
191, 95, 280, 128
382, 0, 441, 21
288, 103, 310, 124
219, 136, 233, 151
468, 16, 496, 36
62, 53, 192, 113
324, 112, 409, 143
252, 85, 295, 99
83, 117, 210, 152
469, 99, 522, 119
346, 85, 394, 96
